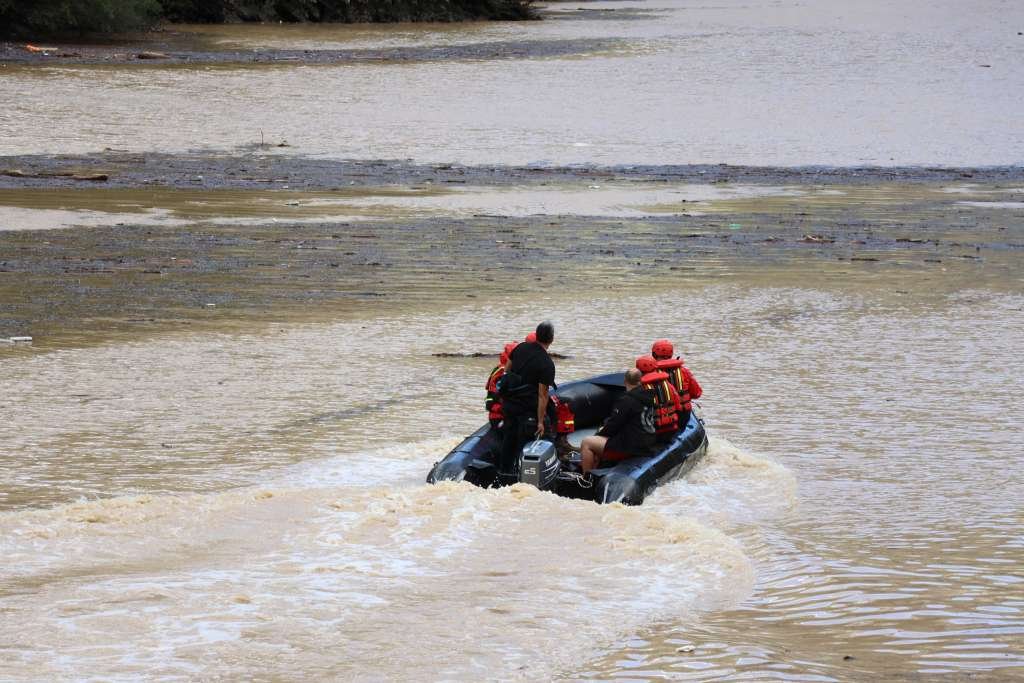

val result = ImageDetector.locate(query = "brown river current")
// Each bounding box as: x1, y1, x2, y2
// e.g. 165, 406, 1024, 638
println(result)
2, 0, 1024, 680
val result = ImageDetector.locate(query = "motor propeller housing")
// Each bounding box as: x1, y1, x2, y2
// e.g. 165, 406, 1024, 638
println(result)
518, 440, 561, 491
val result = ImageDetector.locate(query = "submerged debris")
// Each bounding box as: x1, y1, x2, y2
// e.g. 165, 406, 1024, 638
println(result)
2, 169, 108, 181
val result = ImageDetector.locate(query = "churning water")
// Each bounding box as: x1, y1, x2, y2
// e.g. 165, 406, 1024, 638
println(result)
2, 284, 1022, 679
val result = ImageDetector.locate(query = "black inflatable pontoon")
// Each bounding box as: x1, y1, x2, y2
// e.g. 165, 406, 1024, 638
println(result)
426, 372, 708, 505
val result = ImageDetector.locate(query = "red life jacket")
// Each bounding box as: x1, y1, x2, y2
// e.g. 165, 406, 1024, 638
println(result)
684, 366, 702, 400
640, 370, 681, 434
551, 396, 576, 434
656, 358, 695, 411
485, 365, 504, 421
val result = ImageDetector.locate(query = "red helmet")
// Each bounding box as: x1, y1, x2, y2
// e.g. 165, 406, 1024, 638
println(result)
525, 332, 537, 343
635, 355, 659, 374
501, 342, 518, 365
651, 339, 674, 360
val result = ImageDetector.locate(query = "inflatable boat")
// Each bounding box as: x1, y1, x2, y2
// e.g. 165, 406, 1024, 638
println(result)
426, 372, 708, 505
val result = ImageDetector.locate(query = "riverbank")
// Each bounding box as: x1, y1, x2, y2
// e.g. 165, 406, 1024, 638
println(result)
0, 34, 614, 66
0, 3, 659, 66
4, 151, 1024, 190
0, 0, 536, 42
2, 155, 1021, 349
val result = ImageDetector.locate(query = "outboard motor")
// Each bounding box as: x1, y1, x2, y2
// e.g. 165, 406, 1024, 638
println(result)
518, 440, 561, 491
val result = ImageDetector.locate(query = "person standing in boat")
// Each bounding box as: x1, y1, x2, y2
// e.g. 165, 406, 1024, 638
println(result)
578, 369, 658, 473
497, 321, 556, 483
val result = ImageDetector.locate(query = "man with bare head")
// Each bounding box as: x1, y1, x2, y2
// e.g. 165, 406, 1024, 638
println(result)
578, 368, 658, 473
498, 321, 556, 483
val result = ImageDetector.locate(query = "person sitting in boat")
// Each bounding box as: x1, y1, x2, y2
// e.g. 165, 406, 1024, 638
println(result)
485, 342, 519, 431
498, 322, 556, 482
635, 355, 682, 442
578, 369, 657, 473
651, 339, 702, 426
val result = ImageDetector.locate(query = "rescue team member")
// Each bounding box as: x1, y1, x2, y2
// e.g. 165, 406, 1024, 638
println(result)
651, 339, 702, 421
635, 355, 682, 441
485, 342, 519, 430
578, 369, 657, 473
498, 321, 556, 482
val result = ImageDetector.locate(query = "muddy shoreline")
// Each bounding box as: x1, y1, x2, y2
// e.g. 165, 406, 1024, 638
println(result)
0, 2, 652, 70
3, 156, 1022, 349
0, 35, 629, 66
0, 4, 651, 69
2, 163, 1022, 348
3, 151, 1024, 191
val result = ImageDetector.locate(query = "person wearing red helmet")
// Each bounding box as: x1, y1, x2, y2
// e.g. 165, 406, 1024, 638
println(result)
579, 369, 658, 473
485, 342, 519, 431
524, 331, 537, 344
651, 339, 674, 361
498, 321, 556, 483
651, 339, 702, 416
636, 354, 682, 441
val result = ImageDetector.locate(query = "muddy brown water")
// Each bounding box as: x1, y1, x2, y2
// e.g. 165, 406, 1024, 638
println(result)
2, 0, 1023, 165
1, 181, 1022, 679
2, 0, 1024, 680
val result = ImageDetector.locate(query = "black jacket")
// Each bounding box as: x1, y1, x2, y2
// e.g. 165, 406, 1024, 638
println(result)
598, 387, 658, 458
502, 341, 556, 417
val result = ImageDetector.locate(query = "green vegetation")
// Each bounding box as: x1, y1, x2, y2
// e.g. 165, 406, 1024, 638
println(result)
160, 0, 536, 24
0, 0, 535, 38
0, 0, 161, 38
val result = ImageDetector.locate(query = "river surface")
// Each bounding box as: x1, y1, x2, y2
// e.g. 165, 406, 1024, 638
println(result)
2, 281, 1023, 680
2, 0, 1024, 681
2, 0, 1023, 165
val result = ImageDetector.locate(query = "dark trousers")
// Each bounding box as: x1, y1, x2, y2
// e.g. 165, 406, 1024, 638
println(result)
499, 414, 537, 481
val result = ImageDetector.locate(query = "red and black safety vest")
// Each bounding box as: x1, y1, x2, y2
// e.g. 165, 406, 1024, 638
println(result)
656, 358, 695, 412
551, 396, 575, 434
640, 370, 681, 434
485, 365, 505, 421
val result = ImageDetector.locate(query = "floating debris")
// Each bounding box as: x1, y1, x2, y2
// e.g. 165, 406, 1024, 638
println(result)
801, 233, 835, 243
432, 351, 572, 360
